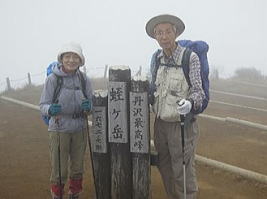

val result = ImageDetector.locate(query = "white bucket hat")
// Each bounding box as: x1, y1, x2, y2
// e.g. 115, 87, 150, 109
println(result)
57, 42, 85, 66
145, 14, 185, 39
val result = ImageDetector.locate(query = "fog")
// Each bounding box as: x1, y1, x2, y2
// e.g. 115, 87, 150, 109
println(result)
0, 0, 266, 90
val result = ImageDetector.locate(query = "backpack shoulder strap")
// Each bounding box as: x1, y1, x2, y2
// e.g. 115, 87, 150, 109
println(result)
181, 48, 192, 87
152, 48, 193, 87
52, 75, 63, 103
152, 50, 161, 75
77, 70, 88, 99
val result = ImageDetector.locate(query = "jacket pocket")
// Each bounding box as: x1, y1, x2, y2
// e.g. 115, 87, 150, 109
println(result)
160, 93, 181, 122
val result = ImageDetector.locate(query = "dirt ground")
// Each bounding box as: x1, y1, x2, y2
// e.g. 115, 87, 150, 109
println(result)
1, 80, 267, 199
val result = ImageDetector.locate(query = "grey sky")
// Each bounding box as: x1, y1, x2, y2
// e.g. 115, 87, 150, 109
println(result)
0, 0, 266, 87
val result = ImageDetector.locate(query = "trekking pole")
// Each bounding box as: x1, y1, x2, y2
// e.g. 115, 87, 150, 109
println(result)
180, 114, 187, 199
55, 116, 63, 199
84, 112, 98, 199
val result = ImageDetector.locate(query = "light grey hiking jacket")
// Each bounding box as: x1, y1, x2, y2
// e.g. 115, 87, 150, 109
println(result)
39, 65, 93, 133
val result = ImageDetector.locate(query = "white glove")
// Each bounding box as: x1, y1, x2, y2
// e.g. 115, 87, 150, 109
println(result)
177, 99, 192, 115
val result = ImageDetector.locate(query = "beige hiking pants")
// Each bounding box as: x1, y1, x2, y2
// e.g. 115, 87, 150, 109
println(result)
49, 130, 87, 184
154, 115, 199, 199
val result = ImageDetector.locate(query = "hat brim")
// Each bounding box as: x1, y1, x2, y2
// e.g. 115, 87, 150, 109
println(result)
145, 14, 185, 39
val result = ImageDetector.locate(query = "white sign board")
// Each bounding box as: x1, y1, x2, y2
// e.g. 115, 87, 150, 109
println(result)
92, 106, 107, 153
108, 82, 128, 143
129, 92, 149, 153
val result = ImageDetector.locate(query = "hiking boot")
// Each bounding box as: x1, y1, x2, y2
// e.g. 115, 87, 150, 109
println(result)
51, 184, 64, 199
68, 178, 82, 199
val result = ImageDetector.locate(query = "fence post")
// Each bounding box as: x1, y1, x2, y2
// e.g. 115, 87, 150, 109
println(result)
130, 76, 150, 199
135, 66, 142, 76
104, 65, 108, 79
27, 73, 32, 85
92, 90, 111, 199
108, 66, 132, 199
6, 77, 11, 91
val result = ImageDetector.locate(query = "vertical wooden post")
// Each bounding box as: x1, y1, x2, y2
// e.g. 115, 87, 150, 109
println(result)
104, 65, 108, 79
27, 73, 32, 85
135, 66, 142, 76
130, 76, 150, 199
6, 77, 11, 91
92, 90, 111, 199
108, 66, 132, 199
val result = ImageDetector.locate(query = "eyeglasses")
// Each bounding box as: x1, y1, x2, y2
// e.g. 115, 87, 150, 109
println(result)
154, 30, 175, 38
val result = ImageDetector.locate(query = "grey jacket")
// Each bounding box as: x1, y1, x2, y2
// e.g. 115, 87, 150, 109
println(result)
39, 65, 93, 133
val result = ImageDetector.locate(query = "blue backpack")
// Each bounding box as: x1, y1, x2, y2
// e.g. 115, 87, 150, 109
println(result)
42, 62, 87, 125
150, 40, 209, 114
42, 62, 63, 125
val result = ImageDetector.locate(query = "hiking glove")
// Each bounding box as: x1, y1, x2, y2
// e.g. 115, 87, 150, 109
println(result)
48, 104, 62, 116
177, 99, 192, 115
81, 99, 92, 112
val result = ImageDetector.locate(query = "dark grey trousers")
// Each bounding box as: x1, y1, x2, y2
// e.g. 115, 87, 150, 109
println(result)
154, 116, 199, 199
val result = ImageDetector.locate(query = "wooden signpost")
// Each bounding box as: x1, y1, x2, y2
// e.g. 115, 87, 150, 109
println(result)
91, 68, 151, 199
108, 66, 132, 199
130, 77, 150, 199
92, 90, 111, 199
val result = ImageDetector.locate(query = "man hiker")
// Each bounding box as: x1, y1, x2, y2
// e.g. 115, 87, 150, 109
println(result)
40, 42, 93, 199
146, 14, 205, 199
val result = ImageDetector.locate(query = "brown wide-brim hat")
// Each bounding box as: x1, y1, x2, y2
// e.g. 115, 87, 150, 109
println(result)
145, 14, 185, 39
